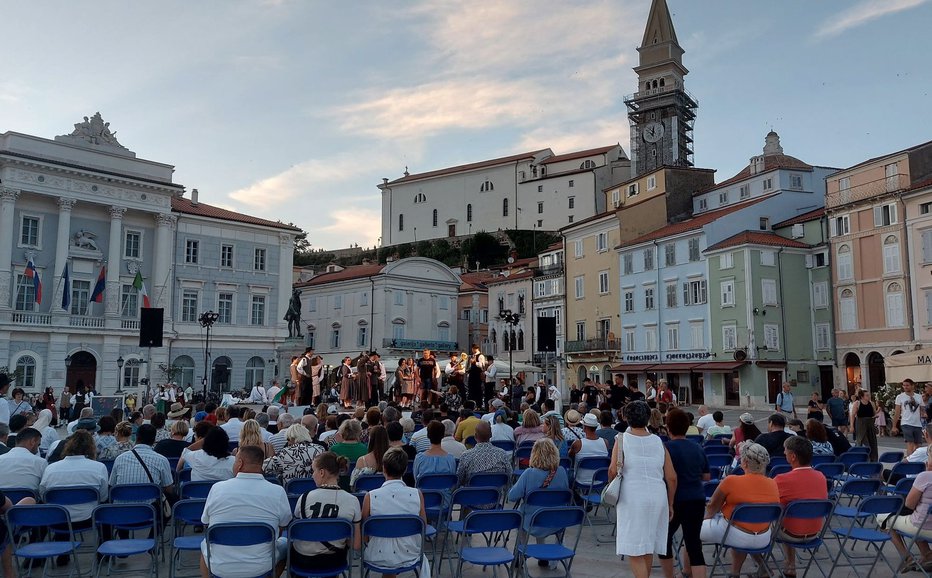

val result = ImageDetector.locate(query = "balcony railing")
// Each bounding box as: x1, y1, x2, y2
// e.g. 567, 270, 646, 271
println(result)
70, 315, 105, 328
121, 319, 140, 330
382, 338, 459, 352
11, 311, 52, 326
537, 263, 564, 276
564, 338, 620, 353
826, 173, 909, 208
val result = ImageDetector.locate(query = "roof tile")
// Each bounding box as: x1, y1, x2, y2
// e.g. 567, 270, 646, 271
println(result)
386, 149, 549, 185
294, 264, 385, 287
621, 195, 771, 247
705, 230, 811, 252
540, 145, 619, 165
171, 196, 301, 232
698, 154, 813, 195
772, 207, 825, 229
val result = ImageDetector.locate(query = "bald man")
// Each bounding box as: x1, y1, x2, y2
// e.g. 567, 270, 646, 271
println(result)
455, 421, 512, 486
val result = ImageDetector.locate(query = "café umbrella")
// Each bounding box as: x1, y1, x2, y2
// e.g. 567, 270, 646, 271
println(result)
884, 350, 932, 383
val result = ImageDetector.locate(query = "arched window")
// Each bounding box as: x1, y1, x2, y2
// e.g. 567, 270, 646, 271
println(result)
480, 180, 494, 192
174, 355, 196, 390
490, 328, 497, 343
883, 235, 901, 274
579, 160, 596, 170
502, 198, 509, 217
15, 355, 36, 390
659, 78, 665, 87
837, 244, 853, 281
466, 204, 472, 222
432, 209, 438, 227
886, 282, 905, 327
413, 193, 427, 204
245, 356, 266, 388
392, 318, 405, 341
517, 328, 525, 350
502, 329, 510, 350
398, 214, 404, 231
122, 358, 141, 391
839, 288, 857, 330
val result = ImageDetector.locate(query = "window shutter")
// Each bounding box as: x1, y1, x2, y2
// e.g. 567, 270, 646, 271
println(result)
829, 218, 837, 237
923, 231, 932, 263
874, 206, 883, 227
926, 290, 932, 325
890, 204, 898, 225
683, 282, 689, 306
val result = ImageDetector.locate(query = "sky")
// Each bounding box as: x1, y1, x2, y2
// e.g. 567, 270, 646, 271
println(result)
2, 0, 931, 250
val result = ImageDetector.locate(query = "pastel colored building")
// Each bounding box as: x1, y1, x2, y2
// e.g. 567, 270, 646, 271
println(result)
904, 178, 932, 348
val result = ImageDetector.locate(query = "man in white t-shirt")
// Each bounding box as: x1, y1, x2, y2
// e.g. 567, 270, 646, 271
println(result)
696, 406, 715, 433
893, 378, 925, 456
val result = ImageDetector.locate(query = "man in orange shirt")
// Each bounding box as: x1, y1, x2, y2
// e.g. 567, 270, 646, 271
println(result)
774, 436, 828, 577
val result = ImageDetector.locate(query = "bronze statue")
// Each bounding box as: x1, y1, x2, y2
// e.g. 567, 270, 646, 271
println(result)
284, 288, 303, 338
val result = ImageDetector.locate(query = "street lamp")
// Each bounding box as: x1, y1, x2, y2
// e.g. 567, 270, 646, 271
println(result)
498, 308, 522, 399
199, 311, 221, 400
64, 355, 72, 367
116, 355, 125, 394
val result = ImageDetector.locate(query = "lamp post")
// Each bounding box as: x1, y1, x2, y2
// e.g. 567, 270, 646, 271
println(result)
199, 311, 220, 400
116, 355, 125, 394
498, 308, 522, 393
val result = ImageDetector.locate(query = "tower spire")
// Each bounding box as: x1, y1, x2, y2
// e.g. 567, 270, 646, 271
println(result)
641, 0, 678, 48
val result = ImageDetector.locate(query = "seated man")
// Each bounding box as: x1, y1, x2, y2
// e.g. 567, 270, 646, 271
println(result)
456, 421, 512, 487
754, 414, 794, 457
774, 436, 828, 577
0, 427, 46, 492
200, 445, 292, 578
110, 424, 174, 497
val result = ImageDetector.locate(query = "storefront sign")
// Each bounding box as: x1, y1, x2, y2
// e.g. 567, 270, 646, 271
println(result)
625, 354, 658, 362
665, 352, 713, 360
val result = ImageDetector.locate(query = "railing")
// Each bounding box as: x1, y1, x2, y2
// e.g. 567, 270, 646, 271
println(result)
826, 173, 909, 208
623, 85, 699, 106
121, 319, 140, 330
564, 338, 621, 353
382, 338, 459, 351
11, 311, 52, 326
537, 263, 564, 276
69, 315, 105, 328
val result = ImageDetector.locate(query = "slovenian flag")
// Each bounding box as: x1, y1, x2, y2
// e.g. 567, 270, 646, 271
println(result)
90, 265, 106, 303
132, 271, 151, 308
62, 263, 71, 310
25, 259, 41, 304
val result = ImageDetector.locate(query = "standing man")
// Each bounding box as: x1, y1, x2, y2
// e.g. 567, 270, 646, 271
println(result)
610, 374, 628, 411
417, 349, 437, 405
825, 389, 849, 435
58, 387, 72, 424
368, 352, 386, 406
892, 378, 925, 457
484, 356, 498, 407
289, 356, 301, 405
775, 382, 798, 419
581, 378, 599, 407
465, 344, 487, 408
295, 347, 316, 407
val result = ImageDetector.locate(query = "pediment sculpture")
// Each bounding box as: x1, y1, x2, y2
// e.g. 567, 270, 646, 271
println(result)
57, 112, 129, 151
73, 230, 99, 251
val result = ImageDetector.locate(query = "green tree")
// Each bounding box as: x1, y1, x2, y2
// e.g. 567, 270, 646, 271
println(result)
461, 232, 508, 267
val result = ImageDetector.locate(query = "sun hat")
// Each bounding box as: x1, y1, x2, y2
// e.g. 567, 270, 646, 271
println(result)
739, 412, 754, 425
564, 409, 581, 426
167, 403, 190, 419
581, 413, 599, 428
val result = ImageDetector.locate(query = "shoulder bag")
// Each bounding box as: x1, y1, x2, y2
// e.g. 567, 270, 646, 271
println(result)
130, 448, 173, 520
601, 433, 625, 507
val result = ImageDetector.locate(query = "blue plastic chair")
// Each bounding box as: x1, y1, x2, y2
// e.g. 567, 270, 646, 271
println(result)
878, 451, 904, 465
810, 455, 836, 467
421, 488, 446, 565
685, 434, 704, 444
100, 460, 115, 475
579, 468, 610, 525
205, 522, 278, 578
513, 446, 533, 478
525, 489, 574, 508
893, 503, 932, 576
44, 486, 101, 542
287, 518, 353, 577
769, 464, 792, 478
170, 499, 206, 578
829, 494, 903, 577
774, 499, 835, 578
361, 515, 426, 578
703, 444, 731, 455
177, 468, 192, 485
110, 483, 161, 504
454, 510, 522, 578
180, 480, 218, 499
516, 507, 585, 578
285, 477, 317, 496
707, 454, 734, 480
815, 463, 846, 493
354, 474, 386, 492
884, 462, 925, 493
465, 436, 477, 448
573, 456, 610, 500
768, 456, 790, 472
440, 487, 503, 573
416, 473, 458, 492
703, 480, 720, 501
93, 503, 159, 578
6, 504, 84, 578
832, 479, 882, 520
227, 441, 239, 452
890, 477, 916, 497
491, 440, 516, 453
845, 461, 883, 480
707, 503, 782, 577
2, 486, 37, 503
837, 452, 867, 470
467, 472, 511, 505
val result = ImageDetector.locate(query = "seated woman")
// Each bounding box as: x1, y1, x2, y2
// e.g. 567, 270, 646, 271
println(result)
702, 442, 780, 576
514, 409, 545, 447
100, 421, 134, 461
177, 426, 235, 481
264, 424, 324, 484
361, 447, 427, 577
542, 415, 568, 458
352, 425, 389, 489
413, 421, 456, 480
883, 444, 932, 573
235, 419, 275, 459
291, 452, 362, 571
805, 419, 835, 455
33, 409, 60, 454
331, 419, 368, 467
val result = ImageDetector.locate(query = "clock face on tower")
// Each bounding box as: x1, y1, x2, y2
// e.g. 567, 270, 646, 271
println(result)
643, 121, 664, 143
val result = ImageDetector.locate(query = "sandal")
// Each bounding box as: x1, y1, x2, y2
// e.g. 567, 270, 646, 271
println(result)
898, 559, 919, 573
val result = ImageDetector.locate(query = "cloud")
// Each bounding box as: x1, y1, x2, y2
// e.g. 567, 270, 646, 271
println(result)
813, 0, 929, 39
516, 114, 630, 157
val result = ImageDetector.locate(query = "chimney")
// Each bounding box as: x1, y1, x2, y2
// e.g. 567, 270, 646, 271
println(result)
191, 188, 199, 206
382, 178, 389, 186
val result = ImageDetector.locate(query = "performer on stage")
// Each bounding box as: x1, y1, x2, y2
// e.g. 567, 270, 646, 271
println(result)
465, 344, 487, 407
416, 349, 438, 404
338, 357, 353, 408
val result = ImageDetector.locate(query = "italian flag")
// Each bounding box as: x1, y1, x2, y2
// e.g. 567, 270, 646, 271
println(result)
132, 271, 151, 308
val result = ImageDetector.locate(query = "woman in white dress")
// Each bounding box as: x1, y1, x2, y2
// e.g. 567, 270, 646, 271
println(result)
609, 400, 677, 578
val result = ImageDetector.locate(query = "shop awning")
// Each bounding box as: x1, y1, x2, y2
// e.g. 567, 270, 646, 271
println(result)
885, 351, 932, 383
693, 361, 747, 372
610, 363, 656, 372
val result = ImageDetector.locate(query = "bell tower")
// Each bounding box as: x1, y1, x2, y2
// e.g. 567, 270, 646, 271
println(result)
625, 0, 697, 176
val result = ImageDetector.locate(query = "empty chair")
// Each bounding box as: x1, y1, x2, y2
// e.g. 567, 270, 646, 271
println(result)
93, 503, 159, 578
6, 504, 85, 578
170, 499, 206, 578
829, 494, 903, 577
453, 510, 522, 578
832, 478, 883, 520
879, 451, 905, 464
516, 506, 586, 577
180, 480, 217, 500
810, 455, 836, 467
707, 454, 734, 480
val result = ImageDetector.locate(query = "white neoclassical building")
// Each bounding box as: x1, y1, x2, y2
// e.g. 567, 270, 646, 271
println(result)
0, 115, 299, 396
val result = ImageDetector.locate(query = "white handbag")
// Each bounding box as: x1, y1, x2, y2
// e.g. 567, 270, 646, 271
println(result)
601, 433, 625, 507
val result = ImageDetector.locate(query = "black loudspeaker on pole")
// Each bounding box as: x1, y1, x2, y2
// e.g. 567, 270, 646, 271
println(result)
537, 316, 557, 352
139, 308, 164, 348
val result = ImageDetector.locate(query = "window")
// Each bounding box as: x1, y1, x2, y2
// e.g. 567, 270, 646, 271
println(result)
627, 183, 639, 197
874, 203, 898, 227
462, 308, 472, 321
666, 283, 678, 308
664, 243, 676, 266
596, 232, 608, 252
432, 209, 438, 227
122, 359, 140, 391
575, 322, 586, 341
254, 248, 267, 271
814, 252, 826, 267
361, 291, 369, 307
438, 326, 450, 341
394, 291, 404, 306
886, 163, 900, 190
624, 291, 634, 312
398, 214, 404, 231
480, 180, 494, 192
830, 215, 850, 236
813, 282, 829, 308
71, 280, 90, 316
690, 323, 704, 349
414, 193, 427, 203
760, 250, 775, 266
333, 294, 342, 309
643, 248, 654, 271
722, 325, 737, 350
815, 324, 832, 350
698, 198, 708, 211
20, 216, 40, 247
719, 191, 728, 205
762, 279, 778, 306
667, 325, 679, 350
330, 328, 341, 348
392, 321, 405, 340
763, 178, 773, 191
721, 280, 735, 307
926, 290, 932, 325
623, 254, 633, 274
120, 284, 138, 317
574, 276, 584, 299
568, 180, 575, 188
647, 175, 657, 190
688, 238, 700, 261
580, 160, 596, 169
719, 252, 733, 269
624, 329, 636, 352
502, 198, 509, 217
244, 357, 265, 388
439, 295, 448, 310
684, 279, 708, 305
598, 271, 609, 294
739, 184, 750, 199
185, 239, 199, 264
568, 196, 575, 209
759, 217, 770, 231
645, 287, 655, 310
221, 244, 234, 268
537, 185, 543, 193
839, 289, 857, 330
307, 296, 316, 312
568, 215, 574, 223
251, 295, 266, 325
597, 319, 610, 339
14, 274, 36, 311
763, 324, 780, 350
124, 230, 141, 259
922, 202, 932, 215
612, 189, 621, 208
466, 204, 472, 222
181, 290, 198, 322
883, 235, 901, 274
644, 327, 657, 351
837, 245, 853, 281
790, 174, 803, 189
839, 176, 850, 190
357, 326, 368, 347
218, 292, 233, 324
15, 356, 36, 390
574, 240, 583, 258
886, 283, 905, 327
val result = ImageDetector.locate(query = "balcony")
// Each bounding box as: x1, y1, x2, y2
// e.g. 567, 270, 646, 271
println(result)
826, 173, 909, 208
121, 319, 140, 330
564, 338, 620, 353
70, 315, 105, 328
537, 263, 564, 276
11, 311, 52, 326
